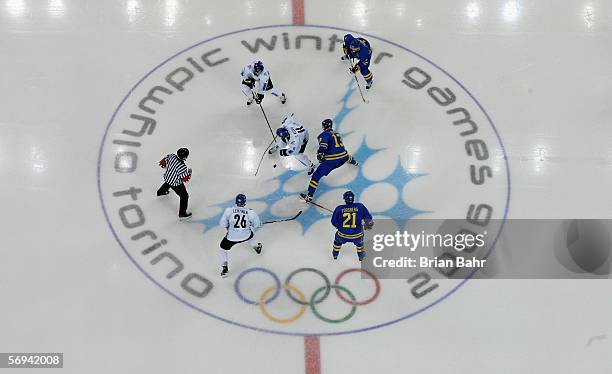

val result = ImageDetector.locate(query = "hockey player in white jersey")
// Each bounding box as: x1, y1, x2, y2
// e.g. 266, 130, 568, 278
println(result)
240, 60, 287, 106
268, 114, 316, 175
218, 194, 263, 278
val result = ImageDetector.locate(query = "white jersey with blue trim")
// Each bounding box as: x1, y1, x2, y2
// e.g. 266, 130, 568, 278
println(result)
240, 62, 272, 95
277, 114, 308, 154
219, 205, 262, 241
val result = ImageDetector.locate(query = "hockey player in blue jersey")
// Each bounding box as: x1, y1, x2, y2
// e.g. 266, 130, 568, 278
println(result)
341, 34, 374, 89
300, 119, 358, 202
330, 191, 373, 261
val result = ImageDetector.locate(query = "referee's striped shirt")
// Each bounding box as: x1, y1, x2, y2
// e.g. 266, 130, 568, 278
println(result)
163, 153, 189, 186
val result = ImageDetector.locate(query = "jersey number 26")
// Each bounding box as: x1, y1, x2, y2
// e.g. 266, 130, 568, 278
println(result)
233, 214, 247, 228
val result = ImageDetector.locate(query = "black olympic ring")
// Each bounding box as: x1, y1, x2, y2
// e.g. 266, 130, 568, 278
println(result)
234, 267, 381, 324
284, 268, 331, 305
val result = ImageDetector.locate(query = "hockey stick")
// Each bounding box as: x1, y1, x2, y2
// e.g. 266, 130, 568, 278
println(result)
253, 92, 276, 140
259, 103, 276, 140
262, 210, 302, 224
306, 200, 334, 213
254, 137, 276, 177
348, 59, 369, 104
299, 195, 334, 213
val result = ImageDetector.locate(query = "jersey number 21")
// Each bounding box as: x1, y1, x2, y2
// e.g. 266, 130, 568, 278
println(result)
342, 212, 357, 228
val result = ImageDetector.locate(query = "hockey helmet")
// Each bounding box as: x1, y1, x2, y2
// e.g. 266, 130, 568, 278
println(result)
276, 127, 290, 139
235, 194, 247, 207
343, 190, 355, 204
322, 118, 333, 130
253, 61, 264, 75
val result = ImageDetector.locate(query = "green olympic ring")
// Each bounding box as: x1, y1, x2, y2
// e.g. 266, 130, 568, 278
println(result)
310, 285, 357, 324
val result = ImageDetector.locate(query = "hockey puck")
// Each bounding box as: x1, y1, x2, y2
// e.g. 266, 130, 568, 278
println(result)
273, 164, 277, 168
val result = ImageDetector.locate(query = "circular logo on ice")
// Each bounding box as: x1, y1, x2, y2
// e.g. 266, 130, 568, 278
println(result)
98, 25, 510, 335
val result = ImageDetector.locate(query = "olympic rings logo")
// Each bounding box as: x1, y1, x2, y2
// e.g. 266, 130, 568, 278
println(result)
234, 267, 381, 324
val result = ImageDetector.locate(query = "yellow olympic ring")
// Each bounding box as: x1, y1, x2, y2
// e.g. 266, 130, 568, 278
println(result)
258, 284, 307, 324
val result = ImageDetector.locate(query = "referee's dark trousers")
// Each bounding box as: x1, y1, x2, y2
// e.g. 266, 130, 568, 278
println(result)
157, 183, 189, 216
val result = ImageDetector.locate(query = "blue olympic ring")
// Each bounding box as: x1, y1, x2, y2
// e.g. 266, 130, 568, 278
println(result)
233, 267, 281, 305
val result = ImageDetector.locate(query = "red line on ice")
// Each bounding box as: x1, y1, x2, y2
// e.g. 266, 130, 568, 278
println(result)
296, 0, 314, 372
304, 336, 321, 374
292, 0, 305, 25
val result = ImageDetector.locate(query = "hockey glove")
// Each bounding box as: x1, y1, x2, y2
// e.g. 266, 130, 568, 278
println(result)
255, 93, 264, 104
350, 65, 360, 74
364, 220, 374, 230
181, 169, 192, 183
317, 152, 325, 161
242, 78, 255, 88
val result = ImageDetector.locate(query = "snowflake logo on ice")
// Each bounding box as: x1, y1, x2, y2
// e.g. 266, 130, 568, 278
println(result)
195, 79, 427, 233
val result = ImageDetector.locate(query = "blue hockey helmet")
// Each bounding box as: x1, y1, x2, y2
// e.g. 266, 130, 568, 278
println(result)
322, 118, 333, 130
235, 194, 247, 207
253, 61, 264, 75
349, 39, 360, 52
343, 190, 355, 204
276, 127, 290, 139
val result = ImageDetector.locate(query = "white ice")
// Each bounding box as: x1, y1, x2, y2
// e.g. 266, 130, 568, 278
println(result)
1, 0, 611, 373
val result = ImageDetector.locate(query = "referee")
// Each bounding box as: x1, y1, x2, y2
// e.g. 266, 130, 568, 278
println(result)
156, 147, 192, 220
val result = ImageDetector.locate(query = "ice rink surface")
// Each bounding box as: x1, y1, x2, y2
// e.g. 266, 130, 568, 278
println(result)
1, 0, 612, 373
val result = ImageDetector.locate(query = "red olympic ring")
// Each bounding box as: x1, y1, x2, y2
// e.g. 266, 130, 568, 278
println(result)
334, 268, 381, 306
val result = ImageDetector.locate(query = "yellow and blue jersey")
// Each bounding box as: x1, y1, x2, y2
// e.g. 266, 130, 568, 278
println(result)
317, 130, 348, 161
344, 35, 372, 65
331, 202, 372, 239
